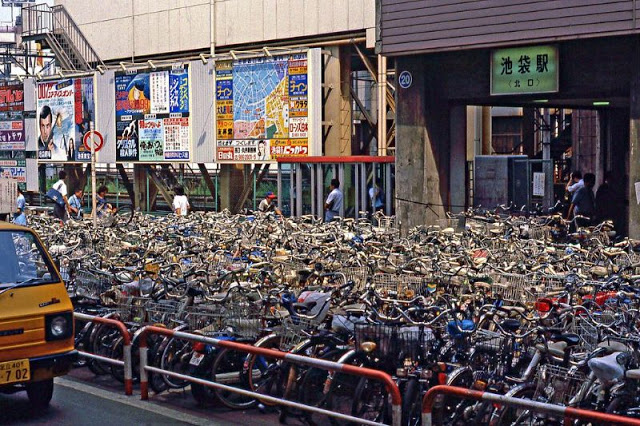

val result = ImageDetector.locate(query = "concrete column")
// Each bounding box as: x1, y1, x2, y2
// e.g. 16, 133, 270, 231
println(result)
133, 164, 146, 211
522, 108, 535, 156
629, 41, 640, 238
218, 164, 244, 211
481, 106, 492, 154
450, 105, 467, 213
395, 56, 449, 232
324, 46, 352, 156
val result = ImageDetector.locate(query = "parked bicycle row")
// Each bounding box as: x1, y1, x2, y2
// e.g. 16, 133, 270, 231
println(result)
28, 208, 640, 425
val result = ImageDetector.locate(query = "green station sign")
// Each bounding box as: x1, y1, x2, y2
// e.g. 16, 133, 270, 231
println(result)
491, 45, 558, 95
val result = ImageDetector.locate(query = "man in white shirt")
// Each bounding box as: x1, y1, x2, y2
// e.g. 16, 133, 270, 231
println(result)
324, 178, 343, 222
172, 185, 190, 216
51, 170, 69, 221
566, 170, 584, 194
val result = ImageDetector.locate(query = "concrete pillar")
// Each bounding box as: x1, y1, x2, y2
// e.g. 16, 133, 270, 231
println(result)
481, 106, 491, 154
395, 56, 449, 232
324, 46, 352, 156
522, 108, 535, 156
133, 164, 146, 212
218, 164, 244, 212
450, 105, 467, 213
629, 41, 640, 238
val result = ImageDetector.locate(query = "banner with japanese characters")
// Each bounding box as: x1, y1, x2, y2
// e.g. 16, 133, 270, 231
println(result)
0, 119, 24, 151
115, 65, 190, 162
36, 77, 95, 162
0, 82, 23, 112
214, 53, 311, 162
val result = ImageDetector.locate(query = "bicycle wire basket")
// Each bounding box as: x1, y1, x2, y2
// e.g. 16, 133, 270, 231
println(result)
568, 314, 599, 352
145, 301, 182, 325
115, 296, 151, 323
75, 269, 112, 300
186, 304, 226, 335
372, 273, 429, 300
278, 317, 319, 351
534, 364, 587, 406
489, 272, 545, 305
353, 323, 424, 362
341, 266, 369, 292
473, 329, 507, 354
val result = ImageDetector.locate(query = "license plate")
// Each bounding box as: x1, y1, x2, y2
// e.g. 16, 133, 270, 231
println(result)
189, 353, 204, 366
0, 359, 30, 385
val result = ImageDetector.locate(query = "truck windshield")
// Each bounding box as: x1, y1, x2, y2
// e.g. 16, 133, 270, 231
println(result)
0, 230, 60, 286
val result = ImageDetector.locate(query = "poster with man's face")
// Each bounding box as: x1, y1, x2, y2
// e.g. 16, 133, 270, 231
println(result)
36, 78, 94, 162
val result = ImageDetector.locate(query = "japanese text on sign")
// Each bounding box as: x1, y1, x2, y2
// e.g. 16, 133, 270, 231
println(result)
491, 45, 558, 95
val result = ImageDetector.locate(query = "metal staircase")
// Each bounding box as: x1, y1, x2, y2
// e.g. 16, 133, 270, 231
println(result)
22, 3, 104, 72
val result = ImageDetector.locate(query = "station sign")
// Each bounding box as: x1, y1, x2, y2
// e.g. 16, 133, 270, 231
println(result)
491, 45, 558, 95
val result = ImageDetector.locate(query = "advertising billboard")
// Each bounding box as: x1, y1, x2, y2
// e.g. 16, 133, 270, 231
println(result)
36, 77, 95, 162
115, 65, 190, 162
214, 53, 312, 162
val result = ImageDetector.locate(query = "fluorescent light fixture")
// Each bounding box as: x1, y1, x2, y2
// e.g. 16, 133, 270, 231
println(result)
263, 47, 272, 57
593, 101, 610, 106
230, 50, 238, 60
147, 60, 156, 70
96, 65, 105, 75
57, 70, 64, 79
199, 53, 208, 65
16, 75, 24, 82
119, 62, 127, 71
36, 72, 43, 80
533, 99, 548, 103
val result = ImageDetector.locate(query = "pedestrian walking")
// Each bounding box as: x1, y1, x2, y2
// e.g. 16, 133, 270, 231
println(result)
567, 172, 595, 227
13, 187, 26, 226
49, 170, 69, 221
258, 191, 282, 215
172, 186, 190, 216
324, 178, 343, 222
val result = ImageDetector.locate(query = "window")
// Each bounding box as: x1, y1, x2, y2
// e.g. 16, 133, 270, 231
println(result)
0, 230, 59, 286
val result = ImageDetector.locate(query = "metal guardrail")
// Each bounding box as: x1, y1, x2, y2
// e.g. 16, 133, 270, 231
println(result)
73, 312, 133, 396
137, 325, 402, 426
421, 385, 640, 426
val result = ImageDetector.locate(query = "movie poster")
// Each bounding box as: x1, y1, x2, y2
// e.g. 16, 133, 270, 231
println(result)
115, 65, 190, 162
36, 77, 94, 162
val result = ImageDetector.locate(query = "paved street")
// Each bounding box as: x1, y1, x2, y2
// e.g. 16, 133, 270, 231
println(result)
0, 378, 209, 425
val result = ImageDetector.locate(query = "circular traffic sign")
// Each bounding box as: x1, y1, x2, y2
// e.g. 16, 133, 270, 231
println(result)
83, 130, 104, 152
398, 70, 412, 89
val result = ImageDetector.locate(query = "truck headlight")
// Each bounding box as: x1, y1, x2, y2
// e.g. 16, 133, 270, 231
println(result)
45, 312, 73, 341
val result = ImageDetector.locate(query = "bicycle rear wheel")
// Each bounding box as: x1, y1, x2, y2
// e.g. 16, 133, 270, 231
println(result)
112, 204, 134, 228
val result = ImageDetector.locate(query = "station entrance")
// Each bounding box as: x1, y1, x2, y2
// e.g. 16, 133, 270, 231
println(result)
393, 35, 637, 236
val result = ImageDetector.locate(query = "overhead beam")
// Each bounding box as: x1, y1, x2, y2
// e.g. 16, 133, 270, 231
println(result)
145, 165, 173, 207
116, 164, 135, 207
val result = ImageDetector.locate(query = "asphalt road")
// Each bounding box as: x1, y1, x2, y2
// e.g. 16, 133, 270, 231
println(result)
0, 378, 209, 426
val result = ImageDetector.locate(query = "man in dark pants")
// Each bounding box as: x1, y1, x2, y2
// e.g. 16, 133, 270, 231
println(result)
567, 172, 595, 229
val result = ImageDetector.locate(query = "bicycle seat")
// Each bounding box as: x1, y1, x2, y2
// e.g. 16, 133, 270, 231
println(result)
343, 303, 366, 314
597, 339, 632, 354
588, 352, 625, 382
551, 333, 580, 346
500, 318, 520, 332
535, 341, 568, 357
626, 369, 640, 380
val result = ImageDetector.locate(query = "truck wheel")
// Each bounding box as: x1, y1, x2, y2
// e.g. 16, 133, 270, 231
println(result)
26, 378, 54, 409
